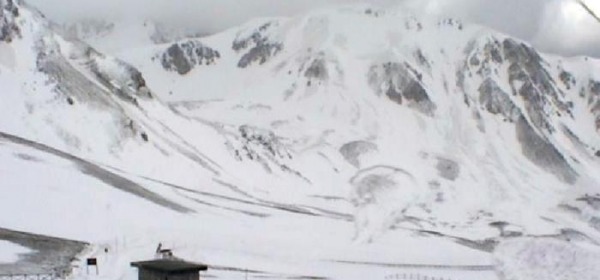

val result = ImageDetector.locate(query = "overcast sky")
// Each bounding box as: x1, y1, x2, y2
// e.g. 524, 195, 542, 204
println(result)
25, 0, 600, 58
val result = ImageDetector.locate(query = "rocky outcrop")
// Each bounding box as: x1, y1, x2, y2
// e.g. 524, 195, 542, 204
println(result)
339, 141, 377, 168
468, 38, 573, 132
304, 58, 328, 81
238, 125, 291, 160
588, 80, 600, 130
478, 78, 520, 122
297, 51, 343, 87
438, 18, 463, 30
464, 37, 581, 183
368, 62, 436, 116
504, 39, 573, 132
559, 70, 576, 90
0, 0, 20, 42
515, 116, 577, 183
225, 125, 307, 180
157, 40, 220, 75
435, 157, 460, 181
232, 22, 283, 68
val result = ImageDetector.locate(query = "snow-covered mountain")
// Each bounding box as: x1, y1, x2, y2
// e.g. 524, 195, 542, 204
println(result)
2, 1, 600, 279
120, 4, 600, 238
57, 18, 211, 56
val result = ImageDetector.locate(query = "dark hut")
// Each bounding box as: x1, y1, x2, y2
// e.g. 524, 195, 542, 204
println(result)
131, 259, 208, 280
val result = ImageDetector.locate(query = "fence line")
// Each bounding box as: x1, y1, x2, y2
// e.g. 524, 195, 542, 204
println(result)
334, 260, 495, 271
385, 272, 458, 280
0, 274, 57, 280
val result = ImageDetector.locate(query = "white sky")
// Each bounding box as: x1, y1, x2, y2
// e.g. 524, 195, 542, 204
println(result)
25, 0, 600, 58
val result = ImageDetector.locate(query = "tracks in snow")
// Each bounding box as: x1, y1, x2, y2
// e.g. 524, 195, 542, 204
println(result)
0, 131, 192, 213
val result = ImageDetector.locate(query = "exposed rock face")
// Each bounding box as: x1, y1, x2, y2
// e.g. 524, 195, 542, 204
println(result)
296, 51, 346, 89
463, 38, 503, 77
232, 22, 283, 68
413, 49, 431, 70
500, 40, 580, 182
238, 125, 291, 160
435, 157, 460, 181
464, 37, 581, 183
368, 62, 436, 116
559, 70, 576, 90
304, 58, 328, 81
577, 195, 600, 211
589, 80, 600, 130
515, 116, 577, 184
478, 78, 520, 122
560, 196, 600, 236
504, 39, 573, 133
466, 38, 574, 133
339, 141, 377, 168
158, 40, 220, 75
0, 0, 20, 42
225, 125, 307, 179
438, 18, 464, 30
590, 80, 600, 96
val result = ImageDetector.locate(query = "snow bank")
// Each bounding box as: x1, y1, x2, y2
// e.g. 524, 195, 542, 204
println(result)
0, 240, 31, 263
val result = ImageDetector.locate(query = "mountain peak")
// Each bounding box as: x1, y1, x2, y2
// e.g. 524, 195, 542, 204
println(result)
0, 0, 20, 42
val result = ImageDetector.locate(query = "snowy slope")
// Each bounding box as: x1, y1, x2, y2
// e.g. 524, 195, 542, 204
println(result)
56, 18, 210, 56
2, 1, 600, 279
118, 4, 600, 239
0, 241, 29, 263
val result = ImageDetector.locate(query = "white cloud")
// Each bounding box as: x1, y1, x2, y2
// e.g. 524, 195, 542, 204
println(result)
24, 0, 600, 57
401, 0, 600, 57
533, 0, 600, 56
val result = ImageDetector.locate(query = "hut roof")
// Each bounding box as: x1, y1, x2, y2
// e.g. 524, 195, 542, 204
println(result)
131, 259, 208, 272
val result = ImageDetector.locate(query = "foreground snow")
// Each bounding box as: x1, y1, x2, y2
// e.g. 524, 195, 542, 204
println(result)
0, 240, 30, 263
495, 238, 600, 280
0, 131, 497, 279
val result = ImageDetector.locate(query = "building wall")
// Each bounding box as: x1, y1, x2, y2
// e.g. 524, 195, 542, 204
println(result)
166, 272, 199, 280
138, 269, 199, 280
139, 269, 165, 280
